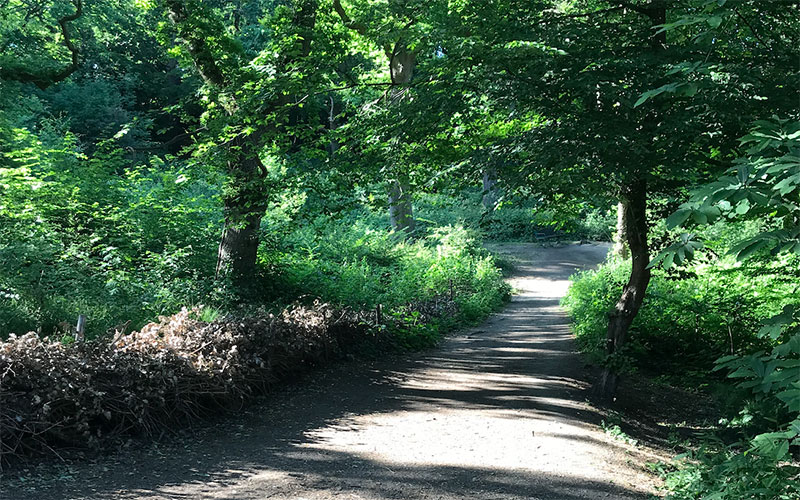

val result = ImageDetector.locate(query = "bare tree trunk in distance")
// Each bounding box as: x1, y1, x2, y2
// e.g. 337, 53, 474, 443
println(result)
389, 178, 415, 233
329, 4, 418, 235
482, 167, 499, 211
613, 201, 629, 258
387, 43, 416, 234
595, 180, 651, 400
327, 95, 341, 155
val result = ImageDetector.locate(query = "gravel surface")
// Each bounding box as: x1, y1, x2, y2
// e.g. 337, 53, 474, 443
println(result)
1, 242, 663, 500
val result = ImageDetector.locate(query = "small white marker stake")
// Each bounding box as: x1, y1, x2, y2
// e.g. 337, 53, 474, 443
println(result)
76, 314, 86, 342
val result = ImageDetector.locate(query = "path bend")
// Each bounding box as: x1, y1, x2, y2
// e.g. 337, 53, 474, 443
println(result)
2, 243, 660, 500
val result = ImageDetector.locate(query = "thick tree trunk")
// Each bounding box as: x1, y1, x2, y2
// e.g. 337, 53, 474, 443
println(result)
215, 151, 267, 288
482, 167, 499, 211
389, 42, 415, 86
388, 178, 415, 233
613, 201, 629, 258
216, 212, 262, 280
167, 0, 316, 293
595, 180, 651, 401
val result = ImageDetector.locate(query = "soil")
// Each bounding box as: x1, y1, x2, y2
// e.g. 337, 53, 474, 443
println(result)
1, 243, 671, 500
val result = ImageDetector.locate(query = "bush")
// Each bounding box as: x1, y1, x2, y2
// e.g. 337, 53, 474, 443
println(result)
415, 191, 615, 242
0, 128, 222, 338
262, 218, 510, 347
1, 151, 511, 342
662, 446, 800, 500
562, 253, 796, 374
563, 219, 800, 500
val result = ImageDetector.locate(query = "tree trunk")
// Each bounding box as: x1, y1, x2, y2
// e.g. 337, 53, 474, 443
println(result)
389, 43, 415, 86
388, 178, 415, 233
482, 167, 499, 211
216, 211, 262, 281
326, 95, 341, 155
613, 201, 629, 258
595, 180, 651, 400
387, 43, 417, 234
215, 151, 266, 289
595, 0, 665, 400
167, 0, 317, 294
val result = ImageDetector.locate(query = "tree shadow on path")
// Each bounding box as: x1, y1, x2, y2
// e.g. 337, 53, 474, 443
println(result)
2, 243, 655, 500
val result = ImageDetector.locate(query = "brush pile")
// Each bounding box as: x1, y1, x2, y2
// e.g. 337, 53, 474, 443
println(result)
0, 303, 373, 466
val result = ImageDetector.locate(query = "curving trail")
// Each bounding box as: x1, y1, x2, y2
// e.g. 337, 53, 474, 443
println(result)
2, 243, 661, 500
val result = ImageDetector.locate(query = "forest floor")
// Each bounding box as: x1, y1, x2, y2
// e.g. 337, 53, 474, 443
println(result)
1, 243, 675, 500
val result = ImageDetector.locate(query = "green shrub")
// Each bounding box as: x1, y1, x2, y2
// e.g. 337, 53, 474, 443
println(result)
662, 446, 800, 500
1, 138, 511, 344
415, 191, 615, 242
563, 219, 800, 500
262, 218, 510, 346
0, 120, 512, 342
0, 126, 222, 338
562, 252, 796, 374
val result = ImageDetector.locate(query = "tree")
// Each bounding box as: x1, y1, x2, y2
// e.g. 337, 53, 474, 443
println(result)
598, 0, 798, 397
163, 0, 321, 289
332, 0, 426, 233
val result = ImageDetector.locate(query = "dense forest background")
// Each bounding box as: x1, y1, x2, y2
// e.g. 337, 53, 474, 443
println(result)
1, 0, 799, 498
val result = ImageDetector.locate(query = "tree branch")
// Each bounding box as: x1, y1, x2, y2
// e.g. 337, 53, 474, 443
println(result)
542, 4, 626, 23
165, 0, 227, 86
293, 80, 397, 106
615, 0, 656, 16
332, 0, 367, 35
733, 8, 770, 49
0, 0, 83, 90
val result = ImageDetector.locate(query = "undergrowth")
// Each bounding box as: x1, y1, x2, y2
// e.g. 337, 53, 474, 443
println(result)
0, 145, 510, 343
562, 250, 796, 377
415, 191, 615, 242
562, 221, 800, 500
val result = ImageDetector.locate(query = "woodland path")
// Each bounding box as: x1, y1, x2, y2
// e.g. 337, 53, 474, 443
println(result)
2, 243, 663, 500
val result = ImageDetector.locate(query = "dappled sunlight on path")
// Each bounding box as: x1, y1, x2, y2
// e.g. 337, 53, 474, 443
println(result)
1, 243, 661, 500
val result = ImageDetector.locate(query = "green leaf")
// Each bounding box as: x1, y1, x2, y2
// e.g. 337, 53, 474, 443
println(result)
728, 366, 754, 378
758, 323, 782, 340
751, 432, 790, 459
775, 335, 800, 356
733, 239, 768, 261
734, 199, 750, 215
666, 208, 692, 229
664, 252, 675, 269
776, 388, 800, 412
634, 92, 652, 108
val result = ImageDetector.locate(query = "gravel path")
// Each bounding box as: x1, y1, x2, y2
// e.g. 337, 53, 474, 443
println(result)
1, 243, 661, 500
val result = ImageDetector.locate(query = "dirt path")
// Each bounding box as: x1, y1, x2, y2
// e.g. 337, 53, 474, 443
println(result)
2, 243, 662, 500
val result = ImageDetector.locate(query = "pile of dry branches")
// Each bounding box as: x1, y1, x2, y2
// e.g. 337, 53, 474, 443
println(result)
0, 303, 373, 466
